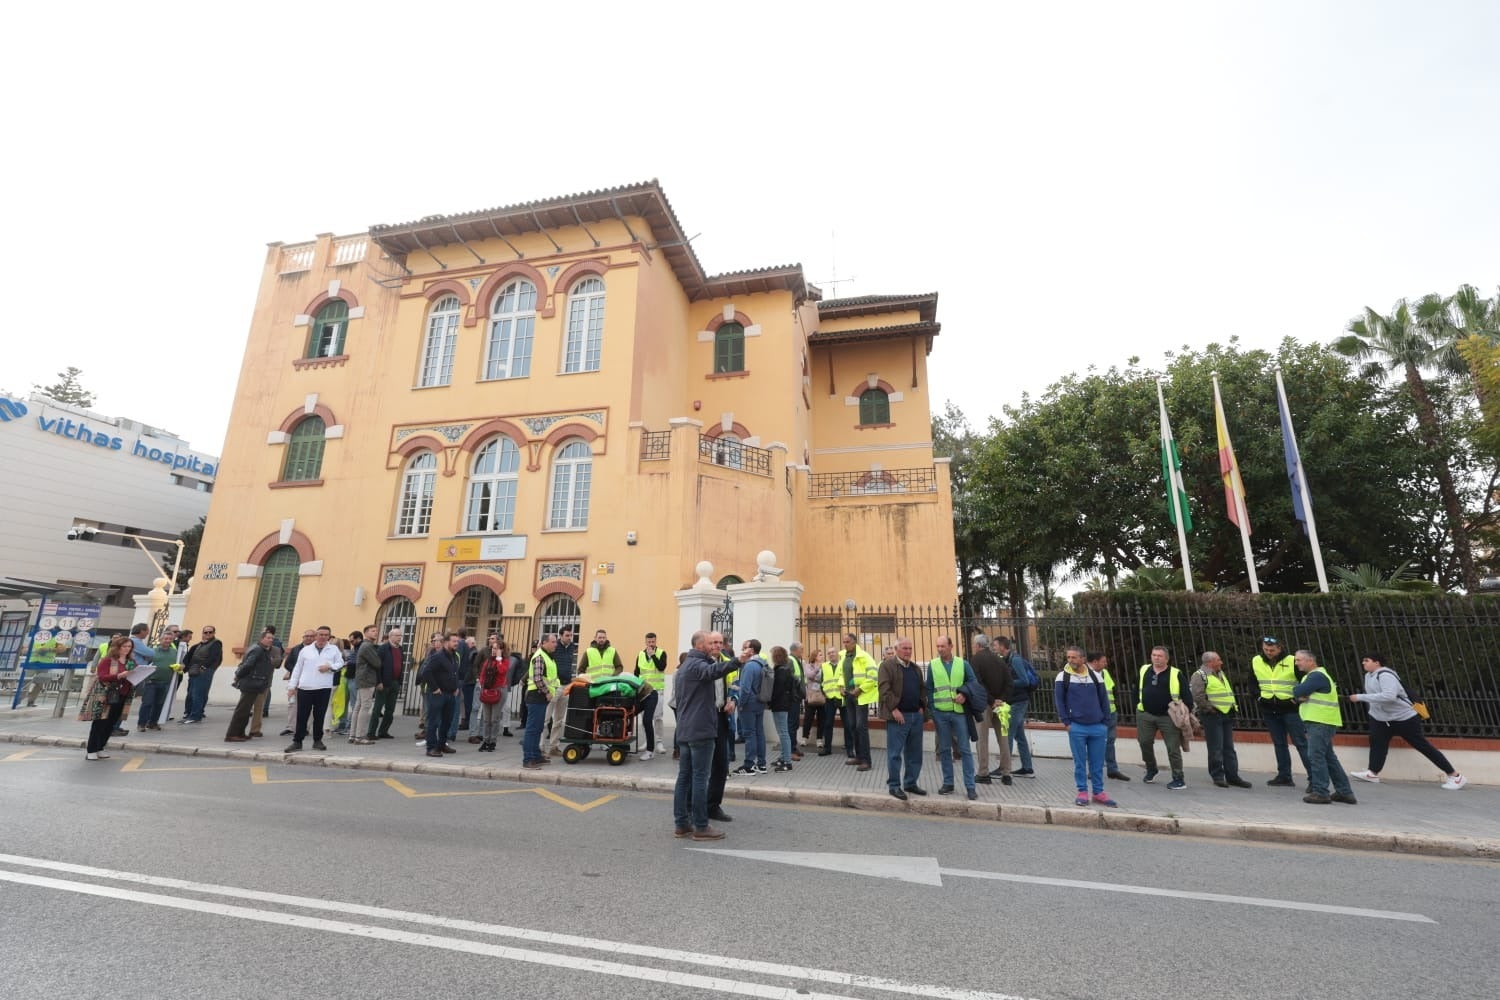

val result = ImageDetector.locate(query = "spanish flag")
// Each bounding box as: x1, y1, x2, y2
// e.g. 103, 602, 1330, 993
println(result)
1212, 379, 1251, 533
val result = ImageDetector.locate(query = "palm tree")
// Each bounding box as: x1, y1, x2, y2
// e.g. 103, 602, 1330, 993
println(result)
1328, 560, 1438, 594
1335, 300, 1478, 591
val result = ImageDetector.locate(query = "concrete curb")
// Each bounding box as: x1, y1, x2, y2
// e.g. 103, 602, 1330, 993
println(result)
7, 732, 1496, 861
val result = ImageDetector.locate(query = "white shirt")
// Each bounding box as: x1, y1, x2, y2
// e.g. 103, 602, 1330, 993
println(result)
288, 642, 343, 690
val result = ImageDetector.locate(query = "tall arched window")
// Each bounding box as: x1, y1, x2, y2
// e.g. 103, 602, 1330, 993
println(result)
485, 279, 537, 380
394, 452, 437, 536
307, 299, 348, 358
419, 295, 461, 387
465, 437, 521, 532
547, 440, 592, 529
537, 594, 580, 640
562, 277, 605, 373
249, 546, 301, 644
714, 322, 745, 373
858, 388, 891, 426
377, 596, 416, 662
281, 416, 326, 481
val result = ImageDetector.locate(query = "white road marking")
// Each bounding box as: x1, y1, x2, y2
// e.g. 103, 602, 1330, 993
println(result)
0, 854, 1032, 1000
689, 850, 1436, 924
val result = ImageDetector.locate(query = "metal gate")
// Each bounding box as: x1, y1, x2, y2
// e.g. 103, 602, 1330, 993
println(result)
710, 593, 733, 641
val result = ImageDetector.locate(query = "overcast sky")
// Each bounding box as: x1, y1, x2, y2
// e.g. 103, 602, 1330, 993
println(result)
5, 1, 1497, 456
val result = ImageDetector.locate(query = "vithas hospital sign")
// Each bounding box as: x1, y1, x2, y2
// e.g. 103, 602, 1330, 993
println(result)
1, 395, 217, 477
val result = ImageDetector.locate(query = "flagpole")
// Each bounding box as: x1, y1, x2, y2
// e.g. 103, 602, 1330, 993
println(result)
1157, 379, 1194, 591
1212, 372, 1260, 593
1275, 367, 1329, 593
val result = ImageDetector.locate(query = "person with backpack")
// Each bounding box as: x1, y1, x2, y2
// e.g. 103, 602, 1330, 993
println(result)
995, 636, 1037, 778
1057, 646, 1117, 807
1349, 653, 1466, 790
731, 639, 770, 775
474, 635, 509, 752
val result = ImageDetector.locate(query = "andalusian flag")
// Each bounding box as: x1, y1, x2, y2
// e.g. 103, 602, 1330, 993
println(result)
1212, 378, 1251, 533
1157, 385, 1192, 531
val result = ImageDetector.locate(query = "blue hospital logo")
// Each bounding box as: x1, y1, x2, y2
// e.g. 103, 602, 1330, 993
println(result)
0, 397, 27, 422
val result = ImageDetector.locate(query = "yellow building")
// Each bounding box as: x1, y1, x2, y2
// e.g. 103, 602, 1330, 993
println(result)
187, 181, 955, 660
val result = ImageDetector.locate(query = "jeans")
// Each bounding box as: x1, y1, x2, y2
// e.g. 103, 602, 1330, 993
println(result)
1136, 710, 1184, 780
368, 686, 398, 738
1305, 721, 1352, 797
1200, 712, 1241, 781
708, 710, 733, 808
1368, 716, 1454, 775
185, 670, 213, 721
460, 682, 476, 728
848, 703, 871, 763
773, 709, 794, 764
1104, 711, 1119, 772
674, 739, 715, 831
822, 700, 843, 751
884, 713, 924, 791
933, 711, 974, 790
292, 687, 331, 744
426, 691, 456, 751
1007, 699, 1033, 770
136, 680, 168, 728
522, 695, 548, 763
1068, 722, 1107, 794
740, 701, 766, 766
1263, 708, 1311, 780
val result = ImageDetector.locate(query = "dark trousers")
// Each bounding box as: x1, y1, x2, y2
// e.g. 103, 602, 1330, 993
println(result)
226, 688, 264, 738
460, 682, 476, 727
824, 700, 847, 751
802, 702, 828, 740
368, 686, 398, 737
426, 692, 456, 751
849, 703, 871, 763
1200, 712, 1241, 781
88, 701, 125, 753
136, 680, 168, 727
292, 687, 331, 744
706, 710, 732, 809
1263, 708, 1311, 780
1369, 716, 1454, 774
640, 691, 658, 750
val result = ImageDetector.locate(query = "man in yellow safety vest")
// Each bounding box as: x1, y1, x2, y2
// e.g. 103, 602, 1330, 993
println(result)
1189, 651, 1252, 789
1293, 649, 1356, 805
633, 632, 667, 758
837, 633, 878, 771
1252, 636, 1311, 788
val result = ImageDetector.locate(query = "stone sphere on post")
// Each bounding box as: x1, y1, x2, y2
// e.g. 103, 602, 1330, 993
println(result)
695, 561, 715, 589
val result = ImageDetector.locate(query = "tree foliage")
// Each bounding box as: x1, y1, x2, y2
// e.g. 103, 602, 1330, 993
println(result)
170, 515, 205, 590
33, 366, 95, 407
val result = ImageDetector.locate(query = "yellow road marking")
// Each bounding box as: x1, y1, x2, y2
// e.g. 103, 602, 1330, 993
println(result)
532, 788, 618, 813
122, 756, 256, 774
1, 748, 65, 763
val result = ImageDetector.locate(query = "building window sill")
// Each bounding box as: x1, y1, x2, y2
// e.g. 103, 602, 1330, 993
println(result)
269, 479, 325, 489
293, 355, 349, 371
411, 382, 452, 391
478, 374, 531, 383
542, 526, 589, 533
855, 423, 896, 431
706, 370, 751, 381
388, 533, 430, 540
557, 368, 602, 376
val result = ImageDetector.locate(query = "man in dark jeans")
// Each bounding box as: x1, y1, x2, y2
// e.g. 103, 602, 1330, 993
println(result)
421, 632, 462, 758
181, 626, 223, 723
673, 630, 738, 841
368, 626, 404, 740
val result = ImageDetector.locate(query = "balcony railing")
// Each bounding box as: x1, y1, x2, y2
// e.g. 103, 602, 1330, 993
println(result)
278, 244, 315, 274
332, 236, 368, 266
698, 434, 770, 477
807, 467, 938, 498
640, 430, 671, 461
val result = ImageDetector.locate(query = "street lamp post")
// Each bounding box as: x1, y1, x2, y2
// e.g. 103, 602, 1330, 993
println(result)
67, 525, 186, 641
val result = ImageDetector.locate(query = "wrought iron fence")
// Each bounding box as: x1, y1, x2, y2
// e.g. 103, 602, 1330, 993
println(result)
796, 597, 1500, 738
806, 467, 937, 499
640, 430, 670, 461
698, 434, 770, 477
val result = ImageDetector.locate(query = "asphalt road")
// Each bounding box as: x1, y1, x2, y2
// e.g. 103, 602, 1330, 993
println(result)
1, 751, 1494, 1000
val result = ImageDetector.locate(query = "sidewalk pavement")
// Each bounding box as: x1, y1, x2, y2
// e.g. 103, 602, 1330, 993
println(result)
4, 704, 1495, 861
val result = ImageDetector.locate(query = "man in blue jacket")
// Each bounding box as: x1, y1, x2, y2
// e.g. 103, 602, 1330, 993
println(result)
673, 631, 739, 840
1057, 646, 1117, 808
732, 639, 769, 775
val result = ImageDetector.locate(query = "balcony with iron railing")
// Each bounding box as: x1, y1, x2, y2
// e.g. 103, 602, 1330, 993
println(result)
698, 434, 771, 477
806, 466, 939, 499
639, 430, 671, 461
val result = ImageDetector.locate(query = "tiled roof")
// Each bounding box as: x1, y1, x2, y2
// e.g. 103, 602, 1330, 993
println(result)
808, 320, 941, 354
369, 180, 811, 303
817, 293, 938, 324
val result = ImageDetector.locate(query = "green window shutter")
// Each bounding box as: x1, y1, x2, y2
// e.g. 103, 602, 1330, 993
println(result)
859, 389, 890, 425
282, 416, 327, 481
714, 323, 745, 373
250, 546, 302, 645
308, 300, 349, 358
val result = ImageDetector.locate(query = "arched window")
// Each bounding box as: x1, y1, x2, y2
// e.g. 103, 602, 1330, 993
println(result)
710, 432, 743, 471
562, 277, 605, 373
377, 596, 416, 662
249, 546, 301, 644
394, 452, 437, 536
537, 594, 580, 640
419, 295, 461, 387
717, 575, 743, 588
465, 437, 521, 533
281, 416, 326, 482
858, 388, 891, 426
307, 299, 349, 358
714, 322, 745, 373
547, 440, 592, 529
484, 279, 537, 380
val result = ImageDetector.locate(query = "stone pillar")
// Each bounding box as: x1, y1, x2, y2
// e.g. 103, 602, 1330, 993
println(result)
725, 551, 804, 652
673, 560, 726, 656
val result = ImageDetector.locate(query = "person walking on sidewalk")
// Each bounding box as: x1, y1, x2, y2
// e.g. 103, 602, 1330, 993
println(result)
82, 636, 134, 760
1293, 650, 1356, 805
970, 633, 1013, 786
839, 634, 878, 772
1057, 646, 1117, 807
1348, 653, 1467, 791
225, 630, 277, 741
927, 636, 979, 800
673, 631, 739, 841
1252, 636, 1311, 788
285, 626, 341, 753
995, 636, 1036, 778
1086, 651, 1130, 782
1136, 646, 1191, 789
1190, 651, 1252, 789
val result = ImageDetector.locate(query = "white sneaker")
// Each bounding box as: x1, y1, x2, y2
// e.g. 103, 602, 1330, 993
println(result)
655, 743, 666, 753
639, 751, 653, 761
86, 752, 99, 761
1350, 770, 1381, 783
1442, 774, 1468, 791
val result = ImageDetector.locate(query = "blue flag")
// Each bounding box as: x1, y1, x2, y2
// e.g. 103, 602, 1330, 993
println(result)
1277, 380, 1307, 533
